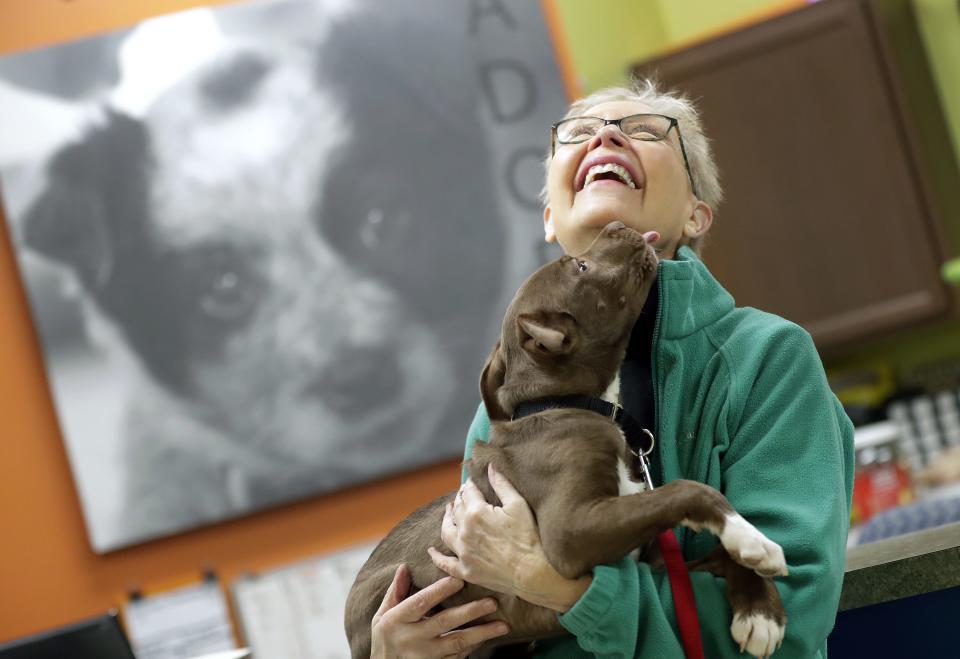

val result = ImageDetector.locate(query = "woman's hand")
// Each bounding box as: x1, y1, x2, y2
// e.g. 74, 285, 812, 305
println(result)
428, 464, 592, 612
370, 564, 509, 659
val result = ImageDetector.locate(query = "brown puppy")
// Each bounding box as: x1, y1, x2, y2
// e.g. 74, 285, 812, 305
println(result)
345, 223, 788, 658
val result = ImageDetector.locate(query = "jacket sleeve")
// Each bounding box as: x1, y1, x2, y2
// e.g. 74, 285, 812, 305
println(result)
692, 324, 854, 657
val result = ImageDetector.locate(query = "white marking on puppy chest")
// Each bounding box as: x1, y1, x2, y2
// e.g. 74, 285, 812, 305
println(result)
617, 455, 646, 496
605, 374, 645, 496
615, 434, 646, 496
600, 373, 620, 406
616, 433, 645, 561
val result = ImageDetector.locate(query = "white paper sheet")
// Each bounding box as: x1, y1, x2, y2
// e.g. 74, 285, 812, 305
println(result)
185, 648, 251, 659
232, 542, 377, 659
185, 651, 251, 659
123, 580, 237, 659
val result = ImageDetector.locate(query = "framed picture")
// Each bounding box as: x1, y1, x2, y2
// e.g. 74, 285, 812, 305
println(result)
0, 0, 567, 552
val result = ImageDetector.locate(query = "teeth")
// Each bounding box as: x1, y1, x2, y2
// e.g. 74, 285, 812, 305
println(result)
584, 162, 636, 189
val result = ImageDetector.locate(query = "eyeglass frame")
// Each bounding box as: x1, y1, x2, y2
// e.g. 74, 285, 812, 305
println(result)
550, 113, 699, 198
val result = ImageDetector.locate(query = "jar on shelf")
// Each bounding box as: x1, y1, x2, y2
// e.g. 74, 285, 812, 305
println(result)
851, 421, 915, 526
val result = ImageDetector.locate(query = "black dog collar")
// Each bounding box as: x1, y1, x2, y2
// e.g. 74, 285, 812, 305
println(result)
512, 395, 655, 457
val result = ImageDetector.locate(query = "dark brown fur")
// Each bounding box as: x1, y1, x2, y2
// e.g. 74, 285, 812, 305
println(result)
345, 224, 786, 657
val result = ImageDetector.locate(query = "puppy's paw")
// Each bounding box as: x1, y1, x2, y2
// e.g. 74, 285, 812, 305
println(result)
730, 612, 785, 659
719, 514, 788, 577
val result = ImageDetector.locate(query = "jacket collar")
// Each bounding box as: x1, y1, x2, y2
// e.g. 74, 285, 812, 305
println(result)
656, 246, 735, 340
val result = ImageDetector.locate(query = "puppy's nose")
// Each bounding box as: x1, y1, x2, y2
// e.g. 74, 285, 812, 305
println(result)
307, 346, 402, 416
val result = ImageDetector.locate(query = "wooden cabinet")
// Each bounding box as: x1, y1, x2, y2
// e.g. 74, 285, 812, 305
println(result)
633, 0, 959, 350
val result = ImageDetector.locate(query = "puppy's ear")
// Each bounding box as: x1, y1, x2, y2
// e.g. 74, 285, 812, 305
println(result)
480, 340, 508, 421
517, 312, 575, 356
22, 183, 114, 288
19, 113, 153, 289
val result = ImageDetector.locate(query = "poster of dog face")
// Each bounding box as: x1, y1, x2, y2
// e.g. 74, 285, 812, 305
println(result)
0, 0, 567, 552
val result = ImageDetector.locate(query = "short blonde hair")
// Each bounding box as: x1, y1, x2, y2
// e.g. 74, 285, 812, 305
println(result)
542, 78, 723, 254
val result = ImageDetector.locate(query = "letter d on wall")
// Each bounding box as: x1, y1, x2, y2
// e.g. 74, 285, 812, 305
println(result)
479, 60, 538, 124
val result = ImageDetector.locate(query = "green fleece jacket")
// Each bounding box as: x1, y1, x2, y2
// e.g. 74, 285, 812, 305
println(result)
462, 246, 854, 658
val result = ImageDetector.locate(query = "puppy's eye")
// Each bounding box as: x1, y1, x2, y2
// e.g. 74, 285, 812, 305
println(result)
201, 271, 256, 320
576, 259, 588, 272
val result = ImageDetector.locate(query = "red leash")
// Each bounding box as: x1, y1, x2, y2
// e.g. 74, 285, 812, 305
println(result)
657, 529, 704, 659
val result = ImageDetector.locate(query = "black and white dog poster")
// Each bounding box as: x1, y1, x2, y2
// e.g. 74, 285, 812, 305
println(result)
0, 0, 567, 552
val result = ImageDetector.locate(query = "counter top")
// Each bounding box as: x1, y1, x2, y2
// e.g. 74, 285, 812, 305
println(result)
840, 521, 960, 610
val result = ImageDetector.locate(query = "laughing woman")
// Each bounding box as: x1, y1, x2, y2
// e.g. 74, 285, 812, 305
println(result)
370, 79, 854, 659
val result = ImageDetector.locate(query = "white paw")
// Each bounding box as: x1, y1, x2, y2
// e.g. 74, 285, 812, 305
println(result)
731, 612, 785, 658
719, 514, 788, 577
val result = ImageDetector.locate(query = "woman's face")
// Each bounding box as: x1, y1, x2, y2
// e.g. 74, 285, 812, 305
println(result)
543, 100, 711, 258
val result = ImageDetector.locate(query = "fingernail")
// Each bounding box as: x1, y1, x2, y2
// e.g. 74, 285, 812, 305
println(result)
488, 463, 498, 479
495, 623, 509, 635
484, 598, 498, 613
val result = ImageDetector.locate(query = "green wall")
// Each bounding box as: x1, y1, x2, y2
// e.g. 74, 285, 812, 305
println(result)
913, 0, 960, 168
553, 0, 667, 93
554, 0, 802, 94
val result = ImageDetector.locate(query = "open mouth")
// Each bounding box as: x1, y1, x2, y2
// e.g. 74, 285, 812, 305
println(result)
583, 163, 637, 189
575, 156, 642, 192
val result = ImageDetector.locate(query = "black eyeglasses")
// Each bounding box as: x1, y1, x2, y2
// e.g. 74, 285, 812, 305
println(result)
551, 113, 698, 198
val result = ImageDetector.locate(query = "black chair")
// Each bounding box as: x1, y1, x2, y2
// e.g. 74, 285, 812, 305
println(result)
0, 611, 136, 659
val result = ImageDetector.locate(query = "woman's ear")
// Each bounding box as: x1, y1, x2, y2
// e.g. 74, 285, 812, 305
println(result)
542, 205, 557, 243
683, 200, 713, 240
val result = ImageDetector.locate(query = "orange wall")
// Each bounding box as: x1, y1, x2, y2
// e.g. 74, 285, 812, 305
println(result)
0, 0, 467, 643
0, 0, 239, 55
